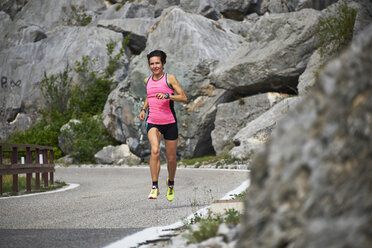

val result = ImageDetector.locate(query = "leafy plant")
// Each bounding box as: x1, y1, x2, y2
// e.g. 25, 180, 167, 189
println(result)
316, 2, 357, 57
230, 190, 247, 200
63, 5, 92, 26
224, 208, 242, 225
60, 115, 116, 163
39, 68, 72, 114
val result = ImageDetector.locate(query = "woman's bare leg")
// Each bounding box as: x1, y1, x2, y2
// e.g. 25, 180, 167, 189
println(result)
148, 128, 162, 183
165, 139, 178, 181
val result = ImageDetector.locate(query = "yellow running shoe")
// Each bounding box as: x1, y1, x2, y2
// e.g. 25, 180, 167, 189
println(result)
148, 186, 159, 199
166, 178, 175, 202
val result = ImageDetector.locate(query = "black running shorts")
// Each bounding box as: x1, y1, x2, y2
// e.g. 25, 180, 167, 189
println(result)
146, 122, 178, 140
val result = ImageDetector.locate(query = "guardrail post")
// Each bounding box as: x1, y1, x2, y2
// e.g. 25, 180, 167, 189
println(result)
0, 145, 2, 195
11, 147, 18, 192
42, 149, 48, 187
0, 145, 2, 164
26, 146, 32, 192
50, 149, 54, 184
35, 148, 40, 190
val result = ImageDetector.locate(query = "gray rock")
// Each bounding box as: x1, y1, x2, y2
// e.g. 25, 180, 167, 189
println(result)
0, 0, 29, 19
298, 0, 372, 96
212, 8, 322, 95
56, 155, 74, 164
97, 18, 156, 54
0, 11, 11, 36
20, 25, 47, 44
13, 0, 104, 31
199, 236, 227, 248
98, 1, 154, 21
258, 0, 289, 14
218, 0, 253, 21
349, 0, 372, 38
94, 144, 141, 165
230, 96, 302, 160
297, 48, 324, 95
180, 0, 220, 20
237, 23, 372, 248
154, 0, 180, 17
59, 119, 82, 155
296, 0, 339, 11
211, 93, 283, 155
257, 0, 338, 14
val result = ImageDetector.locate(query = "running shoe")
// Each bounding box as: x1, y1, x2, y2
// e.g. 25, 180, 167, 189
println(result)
148, 186, 159, 199
166, 178, 175, 202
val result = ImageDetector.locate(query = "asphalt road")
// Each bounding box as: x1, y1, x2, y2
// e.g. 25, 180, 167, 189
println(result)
0, 166, 248, 248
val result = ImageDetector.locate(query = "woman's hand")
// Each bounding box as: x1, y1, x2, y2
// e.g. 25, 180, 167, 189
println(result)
138, 110, 146, 120
155, 93, 168, 99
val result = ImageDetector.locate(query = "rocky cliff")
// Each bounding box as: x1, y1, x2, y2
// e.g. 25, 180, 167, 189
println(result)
238, 22, 372, 248
1, 0, 371, 161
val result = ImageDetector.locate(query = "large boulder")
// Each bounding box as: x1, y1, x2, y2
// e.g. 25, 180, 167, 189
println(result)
180, 0, 220, 20
97, 1, 154, 21
58, 119, 82, 155
97, 18, 156, 54
0, 0, 29, 19
238, 23, 372, 248
257, 0, 338, 14
298, 0, 372, 95
0, 11, 11, 36
218, 0, 253, 21
103, 7, 243, 158
230, 96, 301, 159
211, 8, 322, 95
1, 0, 105, 50
211, 93, 284, 155
94, 144, 141, 165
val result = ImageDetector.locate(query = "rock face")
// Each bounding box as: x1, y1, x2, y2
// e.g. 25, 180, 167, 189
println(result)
211, 8, 322, 95
238, 23, 372, 248
211, 93, 284, 155
2, 0, 371, 162
230, 96, 301, 159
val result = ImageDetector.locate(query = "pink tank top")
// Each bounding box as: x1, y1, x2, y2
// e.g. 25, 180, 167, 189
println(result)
146, 73, 176, 125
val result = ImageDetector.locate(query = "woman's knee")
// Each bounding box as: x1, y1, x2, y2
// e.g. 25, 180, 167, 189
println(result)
166, 154, 177, 164
151, 146, 161, 157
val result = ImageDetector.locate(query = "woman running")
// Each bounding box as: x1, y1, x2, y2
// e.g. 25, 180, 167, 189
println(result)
137, 50, 187, 201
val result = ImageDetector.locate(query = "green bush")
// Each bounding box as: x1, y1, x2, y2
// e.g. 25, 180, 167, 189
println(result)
68, 76, 114, 117
39, 68, 72, 114
316, 2, 357, 57
60, 115, 116, 163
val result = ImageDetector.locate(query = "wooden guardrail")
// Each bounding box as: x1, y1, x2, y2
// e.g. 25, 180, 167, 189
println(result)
0, 143, 55, 195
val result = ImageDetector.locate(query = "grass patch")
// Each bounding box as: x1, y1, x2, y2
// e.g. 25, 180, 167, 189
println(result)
316, 1, 356, 58
230, 190, 247, 200
180, 153, 249, 168
180, 154, 229, 166
1, 175, 67, 197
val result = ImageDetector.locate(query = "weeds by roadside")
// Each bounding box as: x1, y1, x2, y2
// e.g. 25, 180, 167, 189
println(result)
182, 208, 242, 244
179, 153, 251, 169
